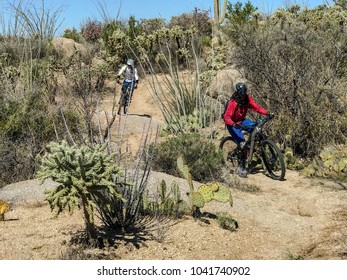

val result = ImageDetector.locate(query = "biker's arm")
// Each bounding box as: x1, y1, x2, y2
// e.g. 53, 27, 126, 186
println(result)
248, 96, 268, 115
223, 100, 238, 127
134, 68, 139, 83
117, 65, 127, 77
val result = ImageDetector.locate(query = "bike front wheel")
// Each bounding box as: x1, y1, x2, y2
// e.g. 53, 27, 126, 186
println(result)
260, 139, 285, 180
219, 136, 238, 174
117, 92, 125, 115
123, 87, 133, 114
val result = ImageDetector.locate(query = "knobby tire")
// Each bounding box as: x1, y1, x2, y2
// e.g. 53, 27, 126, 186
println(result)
219, 136, 238, 174
260, 139, 285, 180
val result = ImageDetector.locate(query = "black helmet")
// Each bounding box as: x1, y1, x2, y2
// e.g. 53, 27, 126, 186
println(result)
234, 82, 248, 104
235, 82, 247, 95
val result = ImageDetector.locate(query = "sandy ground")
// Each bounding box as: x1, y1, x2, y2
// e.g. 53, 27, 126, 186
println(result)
1, 76, 347, 260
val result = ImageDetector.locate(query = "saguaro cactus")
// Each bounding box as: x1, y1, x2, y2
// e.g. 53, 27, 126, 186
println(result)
211, 0, 227, 34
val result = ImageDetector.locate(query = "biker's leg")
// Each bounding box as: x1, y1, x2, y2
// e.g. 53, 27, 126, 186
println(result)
129, 81, 135, 103
227, 125, 247, 176
122, 81, 132, 104
122, 81, 131, 94
241, 119, 256, 133
226, 125, 245, 144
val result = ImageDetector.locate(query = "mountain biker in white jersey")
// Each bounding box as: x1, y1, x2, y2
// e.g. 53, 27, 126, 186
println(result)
116, 58, 139, 100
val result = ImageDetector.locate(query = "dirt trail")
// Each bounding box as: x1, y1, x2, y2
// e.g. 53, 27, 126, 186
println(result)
1, 76, 347, 260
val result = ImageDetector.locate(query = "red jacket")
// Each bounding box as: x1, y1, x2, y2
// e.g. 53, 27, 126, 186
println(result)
223, 95, 268, 126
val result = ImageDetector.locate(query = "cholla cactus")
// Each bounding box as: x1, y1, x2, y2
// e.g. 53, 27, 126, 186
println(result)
36, 140, 124, 241
0, 200, 10, 221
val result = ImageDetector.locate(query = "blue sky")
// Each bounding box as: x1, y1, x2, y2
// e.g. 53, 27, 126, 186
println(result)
0, 0, 334, 34
59, 0, 332, 29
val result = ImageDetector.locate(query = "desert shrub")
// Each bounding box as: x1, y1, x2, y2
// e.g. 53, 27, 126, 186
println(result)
100, 20, 126, 59
81, 19, 102, 43
0, 56, 84, 186
63, 28, 83, 43
63, 57, 109, 143
230, 5, 347, 158
0, 90, 55, 185
151, 133, 223, 182
0, 39, 22, 67
140, 18, 166, 34
168, 8, 211, 36
223, 0, 258, 43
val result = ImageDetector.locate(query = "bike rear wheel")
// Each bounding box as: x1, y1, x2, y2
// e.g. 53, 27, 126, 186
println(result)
219, 136, 238, 174
260, 139, 285, 180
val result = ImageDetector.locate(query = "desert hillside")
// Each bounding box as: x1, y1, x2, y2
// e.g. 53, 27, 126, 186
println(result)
1, 77, 347, 260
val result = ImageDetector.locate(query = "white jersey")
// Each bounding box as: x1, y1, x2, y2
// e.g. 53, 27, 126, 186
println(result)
117, 65, 139, 82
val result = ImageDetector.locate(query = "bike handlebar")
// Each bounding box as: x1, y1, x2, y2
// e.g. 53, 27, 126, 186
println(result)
253, 114, 274, 130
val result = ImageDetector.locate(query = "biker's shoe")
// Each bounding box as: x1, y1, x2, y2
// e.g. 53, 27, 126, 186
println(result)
236, 166, 247, 178
269, 155, 277, 163
237, 153, 247, 178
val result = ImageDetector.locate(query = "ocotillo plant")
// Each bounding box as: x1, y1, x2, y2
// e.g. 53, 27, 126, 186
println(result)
142, 180, 188, 217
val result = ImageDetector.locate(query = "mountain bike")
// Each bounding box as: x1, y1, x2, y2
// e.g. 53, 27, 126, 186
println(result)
117, 83, 134, 115
219, 115, 286, 180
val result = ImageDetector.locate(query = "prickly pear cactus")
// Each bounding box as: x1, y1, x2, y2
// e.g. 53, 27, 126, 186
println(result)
177, 156, 194, 192
198, 182, 233, 208
302, 145, 347, 179
213, 184, 230, 203
284, 148, 305, 170
191, 191, 205, 208
197, 185, 214, 203
0, 200, 10, 221
176, 157, 234, 215
209, 182, 220, 192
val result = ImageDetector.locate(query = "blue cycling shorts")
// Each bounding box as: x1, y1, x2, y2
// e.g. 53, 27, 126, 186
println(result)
226, 119, 256, 144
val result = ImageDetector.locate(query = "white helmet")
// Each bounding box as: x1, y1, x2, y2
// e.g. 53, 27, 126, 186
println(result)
126, 59, 134, 67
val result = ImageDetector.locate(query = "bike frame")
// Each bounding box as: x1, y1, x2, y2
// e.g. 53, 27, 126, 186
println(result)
119, 81, 136, 112
245, 117, 270, 167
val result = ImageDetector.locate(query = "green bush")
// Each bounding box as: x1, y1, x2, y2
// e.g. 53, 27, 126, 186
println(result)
151, 133, 223, 182
63, 28, 83, 43
230, 5, 347, 158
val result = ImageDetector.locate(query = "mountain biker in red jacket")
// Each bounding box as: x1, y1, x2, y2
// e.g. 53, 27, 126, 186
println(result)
223, 82, 270, 177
